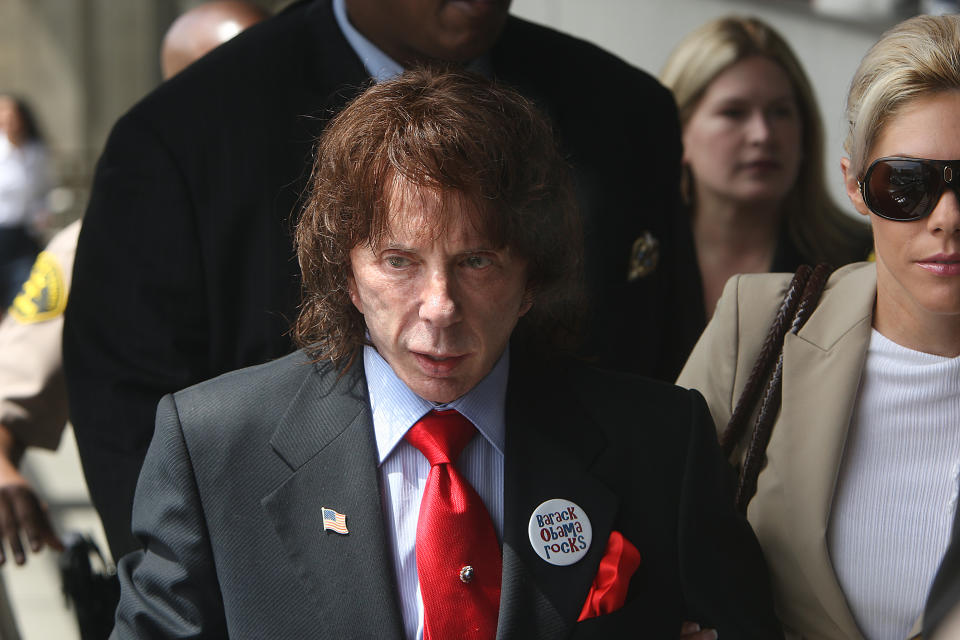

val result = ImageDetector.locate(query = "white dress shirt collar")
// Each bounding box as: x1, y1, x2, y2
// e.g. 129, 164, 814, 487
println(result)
364, 344, 508, 463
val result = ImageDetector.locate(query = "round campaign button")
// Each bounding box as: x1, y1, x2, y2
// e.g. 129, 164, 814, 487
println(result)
527, 498, 592, 566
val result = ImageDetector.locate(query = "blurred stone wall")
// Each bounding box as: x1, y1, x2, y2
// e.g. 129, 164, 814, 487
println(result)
2, 0, 903, 229
0, 0, 286, 231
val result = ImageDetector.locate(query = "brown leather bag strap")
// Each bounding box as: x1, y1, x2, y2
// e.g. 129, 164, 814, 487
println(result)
729, 263, 832, 515
719, 265, 812, 458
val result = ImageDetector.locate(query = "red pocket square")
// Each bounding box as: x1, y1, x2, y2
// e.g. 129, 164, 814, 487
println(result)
577, 531, 642, 621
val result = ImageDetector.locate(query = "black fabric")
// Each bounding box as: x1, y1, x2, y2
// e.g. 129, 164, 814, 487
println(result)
58, 534, 120, 640
64, 0, 700, 559
924, 503, 960, 638
0, 226, 39, 307
111, 350, 782, 639
770, 226, 807, 274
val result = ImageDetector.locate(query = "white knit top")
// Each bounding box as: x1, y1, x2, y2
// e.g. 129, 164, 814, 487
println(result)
828, 329, 960, 639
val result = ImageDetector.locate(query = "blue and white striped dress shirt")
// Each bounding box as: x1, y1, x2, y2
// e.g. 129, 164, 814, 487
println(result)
364, 345, 507, 640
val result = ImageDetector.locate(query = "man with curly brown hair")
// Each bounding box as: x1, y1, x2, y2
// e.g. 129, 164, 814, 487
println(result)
111, 69, 778, 640
65, 0, 703, 562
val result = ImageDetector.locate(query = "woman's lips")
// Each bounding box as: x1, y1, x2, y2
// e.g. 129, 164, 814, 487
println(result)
741, 159, 781, 172
917, 253, 960, 276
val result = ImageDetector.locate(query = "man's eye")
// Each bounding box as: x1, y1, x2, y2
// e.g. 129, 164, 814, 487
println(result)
385, 256, 410, 268
464, 255, 492, 269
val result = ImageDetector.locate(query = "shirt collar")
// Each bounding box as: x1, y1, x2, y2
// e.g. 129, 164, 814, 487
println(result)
332, 0, 494, 82
332, 0, 403, 82
364, 344, 509, 464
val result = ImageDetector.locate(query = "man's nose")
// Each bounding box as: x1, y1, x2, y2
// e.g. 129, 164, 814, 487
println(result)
419, 270, 460, 327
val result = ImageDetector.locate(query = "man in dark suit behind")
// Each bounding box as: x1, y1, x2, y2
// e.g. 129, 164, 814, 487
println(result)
111, 68, 778, 640
65, 0, 703, 560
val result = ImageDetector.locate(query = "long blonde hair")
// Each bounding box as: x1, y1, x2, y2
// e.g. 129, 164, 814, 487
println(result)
661, 16, 870, 266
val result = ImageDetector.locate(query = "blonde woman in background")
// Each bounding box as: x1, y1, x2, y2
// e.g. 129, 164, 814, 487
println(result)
661, 16, 871, 316
679, 14, 960, 639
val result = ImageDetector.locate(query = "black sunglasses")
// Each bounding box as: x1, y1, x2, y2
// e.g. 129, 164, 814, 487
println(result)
859, 156, 960, 221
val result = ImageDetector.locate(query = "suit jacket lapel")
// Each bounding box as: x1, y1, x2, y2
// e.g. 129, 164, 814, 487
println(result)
497, 358, 618, 640
262, 362, 405, 639
766, 264, 875, 637
258, 352, 619, 640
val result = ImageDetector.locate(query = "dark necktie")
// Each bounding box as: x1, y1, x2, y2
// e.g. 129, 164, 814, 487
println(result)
405, 409, 501, 640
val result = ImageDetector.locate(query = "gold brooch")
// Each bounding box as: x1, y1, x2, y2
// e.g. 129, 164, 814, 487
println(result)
627, 231, 660, 282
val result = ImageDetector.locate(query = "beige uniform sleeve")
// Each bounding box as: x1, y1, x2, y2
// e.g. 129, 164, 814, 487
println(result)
0, 220, 81, 450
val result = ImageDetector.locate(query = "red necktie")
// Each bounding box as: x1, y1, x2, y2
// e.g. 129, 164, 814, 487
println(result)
405, 409, 501, 640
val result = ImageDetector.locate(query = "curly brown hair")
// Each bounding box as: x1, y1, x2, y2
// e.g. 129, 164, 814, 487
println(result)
293, 67, 583, 367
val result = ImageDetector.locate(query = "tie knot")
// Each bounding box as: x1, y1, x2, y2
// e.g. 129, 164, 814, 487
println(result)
406, 409, 477, 466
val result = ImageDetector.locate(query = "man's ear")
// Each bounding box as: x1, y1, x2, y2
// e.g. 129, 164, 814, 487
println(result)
519, 287, 535, 318
841, 157, 870, 218
347, 269, 363, 314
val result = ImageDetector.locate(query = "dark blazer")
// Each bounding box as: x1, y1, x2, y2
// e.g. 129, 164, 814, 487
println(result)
111, 351, 781, 639
925, 504, 960, 639
64, 0, 701, 558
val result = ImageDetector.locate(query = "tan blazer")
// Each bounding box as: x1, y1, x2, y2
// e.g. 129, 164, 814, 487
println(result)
678, 262, 924, 640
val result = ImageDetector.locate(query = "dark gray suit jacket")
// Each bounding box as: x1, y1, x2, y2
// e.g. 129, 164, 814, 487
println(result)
111, 350, 781, 639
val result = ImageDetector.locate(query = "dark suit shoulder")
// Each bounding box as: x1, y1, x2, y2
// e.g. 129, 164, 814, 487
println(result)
568, 362, 701, 424
558, 363, 714, 492
519, 357, 704, 457
498, 16, 662, 87
119, 0, 361, 149
171, 350, 326, 431
126, 1, 306, 116
495, 15, 673, 109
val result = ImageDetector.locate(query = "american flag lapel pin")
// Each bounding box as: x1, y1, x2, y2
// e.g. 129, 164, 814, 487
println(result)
321, 507, 348, 535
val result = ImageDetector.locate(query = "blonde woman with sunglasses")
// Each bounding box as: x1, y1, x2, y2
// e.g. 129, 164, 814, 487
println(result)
678, 15, 960, 640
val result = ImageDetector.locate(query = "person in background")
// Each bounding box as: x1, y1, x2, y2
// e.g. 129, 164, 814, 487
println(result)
0, 0, 269, 569
660, 16, 871, 316
111, 68, 781, 640
0, 221, 78, 568
0, 221, 76, 640
0, 3, 269, 637
65, 0, 698, 561
0, 96, 49, 310
161, 0, 269, 79
679, 14, 960, 639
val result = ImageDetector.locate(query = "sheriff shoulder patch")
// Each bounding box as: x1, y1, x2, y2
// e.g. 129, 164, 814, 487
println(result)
9, 251, 67, 324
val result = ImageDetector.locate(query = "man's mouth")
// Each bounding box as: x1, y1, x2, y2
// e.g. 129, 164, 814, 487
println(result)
413, 352, 467, 376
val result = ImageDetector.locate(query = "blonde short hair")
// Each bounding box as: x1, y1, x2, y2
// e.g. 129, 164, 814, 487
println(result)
845, 14, 960, 179
661, 16, 869, 266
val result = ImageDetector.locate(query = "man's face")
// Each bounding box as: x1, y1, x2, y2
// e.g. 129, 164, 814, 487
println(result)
345, 0, 511, 66
348, 184, 531, 403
